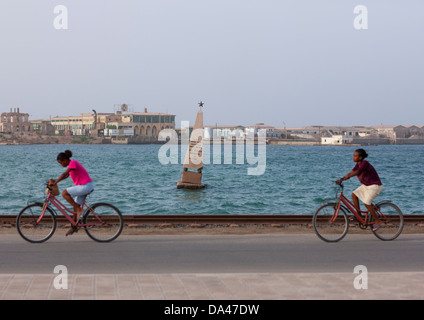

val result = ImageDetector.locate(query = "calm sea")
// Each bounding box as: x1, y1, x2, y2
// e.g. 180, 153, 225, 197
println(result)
0, 144, 423, 215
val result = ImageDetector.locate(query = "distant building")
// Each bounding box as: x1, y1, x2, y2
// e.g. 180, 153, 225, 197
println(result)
373, 125, 424, 140
321, 135, 353, 145
202, 123, 280, 140
30, 119, 55, 135
119, 108, 176, 137
373, 125, 398, 140
50, 113, 106, 136
246, 123, 279, 138
204, 125, 245, 139
394, 125, 424, 138
49, 107, 176, 138
0, 108, 32, 134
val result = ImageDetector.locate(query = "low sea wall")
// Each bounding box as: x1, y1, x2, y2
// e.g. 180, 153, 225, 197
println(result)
352, 138, 424, 145
395, 138, 424, 145
352, 138, 391, 145
268, 140, 319, 146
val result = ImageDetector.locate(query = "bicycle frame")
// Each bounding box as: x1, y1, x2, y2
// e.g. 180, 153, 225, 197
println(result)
16, 183, 124, 244
333, 192, 369, 225
38, 192, 102, 227
331, 184, 387, 226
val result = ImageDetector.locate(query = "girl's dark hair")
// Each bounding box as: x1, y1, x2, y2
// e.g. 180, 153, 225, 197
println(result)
57, 150, 73, 161
355, 148, 368, 159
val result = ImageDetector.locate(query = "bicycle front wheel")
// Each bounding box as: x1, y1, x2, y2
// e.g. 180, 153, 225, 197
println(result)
313, 203, 349, 242
16, 203, 57, 243
83, 203, 124, 243
372, 202, 404, 241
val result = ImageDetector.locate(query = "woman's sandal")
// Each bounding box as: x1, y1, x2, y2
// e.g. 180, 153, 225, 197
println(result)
372, 223, 382, 231
66, 227, 78, 236
65, 213, 83, 236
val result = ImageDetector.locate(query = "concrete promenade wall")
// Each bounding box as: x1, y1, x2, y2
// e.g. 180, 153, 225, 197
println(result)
395, 138, 424, 145
352, 138, 424, 145
268, 140, 319, 146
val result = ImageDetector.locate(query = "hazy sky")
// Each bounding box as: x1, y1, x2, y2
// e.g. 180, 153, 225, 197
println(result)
0, 0, 423, 127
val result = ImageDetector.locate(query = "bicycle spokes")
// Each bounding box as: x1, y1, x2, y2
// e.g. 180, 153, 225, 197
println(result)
372, 203, 404, 241
313, 203, 349, 242
82, 203, 123, 243
16, 203, 57, 243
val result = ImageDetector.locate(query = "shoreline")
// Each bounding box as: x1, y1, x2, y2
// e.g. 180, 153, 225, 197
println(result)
1, 222, 423, 236
2, 134, 424, 146
2, 142, 424, 146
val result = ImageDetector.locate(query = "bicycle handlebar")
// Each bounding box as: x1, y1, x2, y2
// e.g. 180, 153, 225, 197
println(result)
335, 178, 345, 188
45, 180, 56, 193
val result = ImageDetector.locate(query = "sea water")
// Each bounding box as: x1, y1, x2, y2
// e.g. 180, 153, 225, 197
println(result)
0, 144, 422, 215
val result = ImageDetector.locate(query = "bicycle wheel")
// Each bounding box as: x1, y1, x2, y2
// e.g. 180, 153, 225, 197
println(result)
371, 202, 404, 241
83, 203, 124, 243
16, 203, 57, 243
313, 203, 349, 242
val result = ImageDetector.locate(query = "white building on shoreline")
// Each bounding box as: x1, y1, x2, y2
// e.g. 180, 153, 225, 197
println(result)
321, 135, 354, 145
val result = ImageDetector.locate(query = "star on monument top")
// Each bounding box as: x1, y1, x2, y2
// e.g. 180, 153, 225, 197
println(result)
198, 101, 204, 108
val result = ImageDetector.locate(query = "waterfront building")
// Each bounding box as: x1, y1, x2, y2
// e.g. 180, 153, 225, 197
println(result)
50, 113, 106, 135
321, 135, 354, 145
119, 108, 176, 137
50, 107, 176, 139
0, 108, 32, 134
393, 125, 424, 138
203, 125, 245, 140
246, 123, 279, 138
373, 125, 398, 140
30, 119, 55, 135
373, 125, 424, 141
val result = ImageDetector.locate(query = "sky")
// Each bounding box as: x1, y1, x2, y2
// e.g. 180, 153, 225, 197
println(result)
0, 0, 423, 128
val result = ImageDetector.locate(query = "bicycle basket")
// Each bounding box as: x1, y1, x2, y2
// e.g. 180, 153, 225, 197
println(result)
46, 184, 60, 196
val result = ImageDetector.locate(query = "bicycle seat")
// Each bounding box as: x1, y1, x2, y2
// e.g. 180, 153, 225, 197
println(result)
81, 190, 94, 204
84, 190, 94, 198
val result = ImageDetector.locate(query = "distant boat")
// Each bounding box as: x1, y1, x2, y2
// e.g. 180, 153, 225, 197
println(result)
177, 104, 205, 189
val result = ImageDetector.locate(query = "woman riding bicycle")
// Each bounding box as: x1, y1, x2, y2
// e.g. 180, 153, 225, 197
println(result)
49, 150, 94, 226
337, 149, 383, 230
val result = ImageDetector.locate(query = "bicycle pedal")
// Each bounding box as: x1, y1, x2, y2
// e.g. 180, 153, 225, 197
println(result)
66, 227, 78, 236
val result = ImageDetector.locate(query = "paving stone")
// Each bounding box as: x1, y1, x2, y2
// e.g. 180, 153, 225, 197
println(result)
1, 272, 423, 300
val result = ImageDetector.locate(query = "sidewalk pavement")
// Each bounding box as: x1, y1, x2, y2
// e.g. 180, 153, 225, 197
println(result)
1, 272, 423, 300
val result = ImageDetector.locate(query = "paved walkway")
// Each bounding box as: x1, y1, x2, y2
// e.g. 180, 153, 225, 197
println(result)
1, 272, 424, 300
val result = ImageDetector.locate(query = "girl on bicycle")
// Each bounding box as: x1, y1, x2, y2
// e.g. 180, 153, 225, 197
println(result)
338, 149, 383, 230
49, 150, 94, 227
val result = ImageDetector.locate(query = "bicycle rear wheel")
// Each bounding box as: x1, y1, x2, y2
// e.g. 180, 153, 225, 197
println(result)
16, 203, 56, 243
371, 202, 404, 241
83, 203, 124, 243
313, 203, 349, 242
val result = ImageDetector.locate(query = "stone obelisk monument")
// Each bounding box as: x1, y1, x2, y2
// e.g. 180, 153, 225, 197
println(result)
177, 102, 205, 189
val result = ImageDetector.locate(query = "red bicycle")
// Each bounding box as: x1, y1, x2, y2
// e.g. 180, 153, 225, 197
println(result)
16, 182, 124, 243
313, 180, 404, 242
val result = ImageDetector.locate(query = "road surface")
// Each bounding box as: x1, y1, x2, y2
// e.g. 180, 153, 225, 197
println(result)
1, 233, 424, 274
